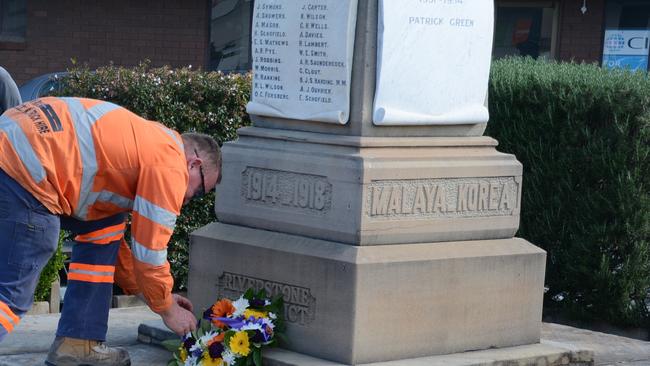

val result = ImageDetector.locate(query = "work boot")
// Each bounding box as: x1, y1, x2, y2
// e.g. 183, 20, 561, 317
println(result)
45, 336, 131, 366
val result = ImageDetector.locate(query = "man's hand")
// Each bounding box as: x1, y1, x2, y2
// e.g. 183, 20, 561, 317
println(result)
173, 293, 193, 312
159, 299, 197, 336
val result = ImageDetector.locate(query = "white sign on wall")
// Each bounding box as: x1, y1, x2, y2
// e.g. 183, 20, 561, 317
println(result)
602, 30, 650, 72
246, 0, 358, 124
373, 0, 494, 125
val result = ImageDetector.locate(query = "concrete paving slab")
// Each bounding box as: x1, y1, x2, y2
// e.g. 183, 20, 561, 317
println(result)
542, 322, 650, 366
0, 345, 170, 366
0, 306, 160, 355
1, 305, 648, 366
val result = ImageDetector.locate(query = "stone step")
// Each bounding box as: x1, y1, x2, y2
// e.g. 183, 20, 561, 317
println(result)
137, 320, 594, 366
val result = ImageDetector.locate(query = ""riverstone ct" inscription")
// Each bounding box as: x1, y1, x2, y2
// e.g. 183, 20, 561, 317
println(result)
241, 167, 332, 214
366, 177, 520, 219
217, 272, 316, 325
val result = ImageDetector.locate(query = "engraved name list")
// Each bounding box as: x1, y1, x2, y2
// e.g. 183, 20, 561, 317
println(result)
246, 0, 358, 124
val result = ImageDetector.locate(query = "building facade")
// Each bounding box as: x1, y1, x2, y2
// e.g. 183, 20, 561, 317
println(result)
1, 0, 649, 85
0, 0, 210, 84
494, 0, 650, 72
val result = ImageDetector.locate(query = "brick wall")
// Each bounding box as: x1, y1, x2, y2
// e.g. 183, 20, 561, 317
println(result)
0, 0, 209, 84
557, 0, 606, 63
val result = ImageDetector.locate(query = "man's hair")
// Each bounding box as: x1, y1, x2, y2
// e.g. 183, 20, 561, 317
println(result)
181, 132, 222, 183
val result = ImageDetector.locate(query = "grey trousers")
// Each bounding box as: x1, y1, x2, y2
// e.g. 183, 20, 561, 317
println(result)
0, 67, 22, 115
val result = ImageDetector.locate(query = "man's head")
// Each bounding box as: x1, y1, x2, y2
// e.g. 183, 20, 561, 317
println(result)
181, 132, 222, 205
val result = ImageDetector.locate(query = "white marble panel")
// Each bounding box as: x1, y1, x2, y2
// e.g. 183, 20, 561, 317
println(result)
373, 0, 494, 125
246, 0, 357, 124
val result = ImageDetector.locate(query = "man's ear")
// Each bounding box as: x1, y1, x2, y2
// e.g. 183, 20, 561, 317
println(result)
194, 157, 203, 168
188, 156, 202, 168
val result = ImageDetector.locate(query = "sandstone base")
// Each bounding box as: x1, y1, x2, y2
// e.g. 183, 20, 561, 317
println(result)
189, 223, 547, 365
262, 343, 594, 366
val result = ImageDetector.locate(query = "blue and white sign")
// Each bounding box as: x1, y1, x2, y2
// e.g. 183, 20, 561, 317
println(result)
602, 30, 650, 71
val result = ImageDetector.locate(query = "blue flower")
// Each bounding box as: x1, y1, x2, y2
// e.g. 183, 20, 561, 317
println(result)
208, 341, 224, 358
249, 298, 266, 308
189, 342, 203, 359
182, 336, 196, 352
213, 316, 246, 330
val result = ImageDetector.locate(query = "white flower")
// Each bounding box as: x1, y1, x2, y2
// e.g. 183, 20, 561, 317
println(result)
184, 355, 198, 366
231, 296, 250, 317
268, 312, 277, 320
240, 322, 263, 332
199, 331, 218, 346
264, 299, 271, 306
189, 342, 202, 354
222, 349, 236, 365
262, 316, 275, 331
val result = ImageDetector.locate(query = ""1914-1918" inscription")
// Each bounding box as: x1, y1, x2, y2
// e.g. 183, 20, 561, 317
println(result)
242, 167, 332, 214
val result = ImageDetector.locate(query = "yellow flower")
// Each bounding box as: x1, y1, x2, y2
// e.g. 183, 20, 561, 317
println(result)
229, 331, 251, 356
243, 309, 267, 320
202, 352, 223, 366
178, 347, 188, 362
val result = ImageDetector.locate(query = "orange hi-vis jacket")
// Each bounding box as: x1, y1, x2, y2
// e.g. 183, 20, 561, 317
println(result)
0, 97, 188, 313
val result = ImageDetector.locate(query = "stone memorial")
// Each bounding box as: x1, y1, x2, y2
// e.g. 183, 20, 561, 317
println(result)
188, 0, 576, 365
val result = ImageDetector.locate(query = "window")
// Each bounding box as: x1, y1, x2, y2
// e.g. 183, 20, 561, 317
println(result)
0, 0, 26, 44
493, 1, 558, 60
209, 0, 254, 73
602, 0, 650, 71
606, 0, 650, 29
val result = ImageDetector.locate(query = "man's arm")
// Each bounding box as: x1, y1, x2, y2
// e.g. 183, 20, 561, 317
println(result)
114, 239, 140, 295
129, 166, 195, 335
116, 241, 194, 325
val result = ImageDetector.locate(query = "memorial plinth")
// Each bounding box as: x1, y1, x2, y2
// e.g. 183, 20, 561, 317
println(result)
189, 0, 551, 365
191, 224, 545, 364
216, 128, 522, 245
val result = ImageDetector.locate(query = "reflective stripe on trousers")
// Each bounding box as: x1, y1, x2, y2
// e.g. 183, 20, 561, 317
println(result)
57, 213, 126, 341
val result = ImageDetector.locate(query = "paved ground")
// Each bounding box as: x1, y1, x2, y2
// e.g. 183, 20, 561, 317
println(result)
0, 307, 648, 366
0, 307, 168, 366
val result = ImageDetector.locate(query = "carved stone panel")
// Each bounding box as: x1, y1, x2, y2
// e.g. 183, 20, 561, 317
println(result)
366, 177, 520, 219
217, 272, 316, 325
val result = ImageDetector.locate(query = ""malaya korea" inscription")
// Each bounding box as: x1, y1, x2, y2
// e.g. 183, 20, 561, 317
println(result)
367, 177, 520, 219
241, 167, 332, 214
217, 272, 316, 325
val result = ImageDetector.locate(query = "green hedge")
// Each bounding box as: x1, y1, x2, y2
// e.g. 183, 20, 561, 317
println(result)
488, 57, 650, 328
54, 62, 252, 290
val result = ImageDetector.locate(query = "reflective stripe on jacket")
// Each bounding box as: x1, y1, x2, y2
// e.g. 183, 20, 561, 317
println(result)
0, 97, 188, 313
